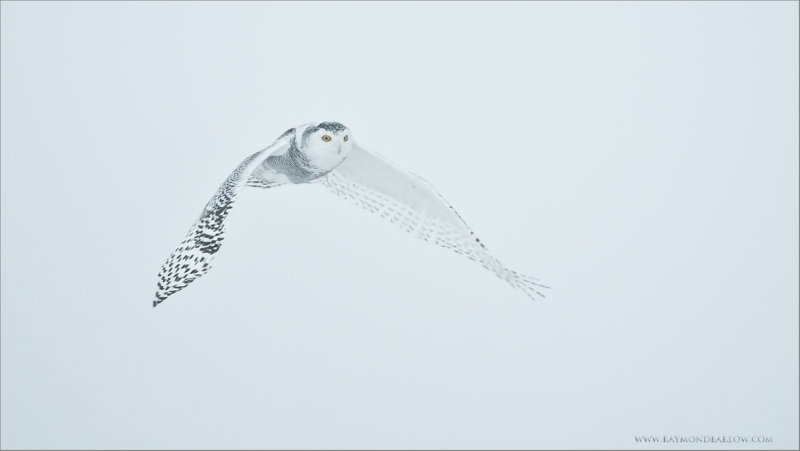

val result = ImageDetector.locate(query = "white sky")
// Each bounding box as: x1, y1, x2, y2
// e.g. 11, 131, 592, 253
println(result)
1, 1, 798, 449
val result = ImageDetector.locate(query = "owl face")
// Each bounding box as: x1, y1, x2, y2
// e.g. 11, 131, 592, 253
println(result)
301, 121, 353, 171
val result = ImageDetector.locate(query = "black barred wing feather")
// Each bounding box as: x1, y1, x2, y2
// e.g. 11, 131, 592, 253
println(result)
153, 139, 290, 307
321, 144, 548, 300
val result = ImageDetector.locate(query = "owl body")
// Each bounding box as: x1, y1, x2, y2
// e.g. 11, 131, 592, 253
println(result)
253, 122, 353, 185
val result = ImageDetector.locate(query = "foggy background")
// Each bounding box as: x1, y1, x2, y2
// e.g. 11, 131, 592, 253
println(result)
1, 2, 797, 449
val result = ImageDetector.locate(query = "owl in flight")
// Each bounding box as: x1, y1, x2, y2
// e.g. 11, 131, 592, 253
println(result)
153, 122, 547, 307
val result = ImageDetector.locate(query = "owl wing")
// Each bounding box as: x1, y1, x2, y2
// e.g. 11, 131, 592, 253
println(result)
153, 136, 291, 307
320, 143, 548, 300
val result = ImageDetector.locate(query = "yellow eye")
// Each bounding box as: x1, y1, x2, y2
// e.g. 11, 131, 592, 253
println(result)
321, 135, 331, 142
343, 135, 349, 142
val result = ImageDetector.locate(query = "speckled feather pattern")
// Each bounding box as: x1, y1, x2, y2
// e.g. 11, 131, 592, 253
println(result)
153, 145, 283, 307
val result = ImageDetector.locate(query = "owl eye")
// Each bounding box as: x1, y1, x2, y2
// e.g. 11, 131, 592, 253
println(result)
321, 135, 331, 142
343, 135, 349, 142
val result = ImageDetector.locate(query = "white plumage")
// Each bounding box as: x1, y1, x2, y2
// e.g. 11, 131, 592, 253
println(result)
153, 121, 547, 307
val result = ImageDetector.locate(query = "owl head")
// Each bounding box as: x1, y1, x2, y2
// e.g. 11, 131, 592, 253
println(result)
298, 121, 353, 170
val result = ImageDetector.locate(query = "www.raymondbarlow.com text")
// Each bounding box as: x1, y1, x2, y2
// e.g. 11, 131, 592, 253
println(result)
635, 435, 773, 444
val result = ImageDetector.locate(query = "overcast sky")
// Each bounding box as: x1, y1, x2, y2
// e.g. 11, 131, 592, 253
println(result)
1, 1, 798, 449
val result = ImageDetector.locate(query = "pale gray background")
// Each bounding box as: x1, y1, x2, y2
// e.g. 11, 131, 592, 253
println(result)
1, 1, 797, 449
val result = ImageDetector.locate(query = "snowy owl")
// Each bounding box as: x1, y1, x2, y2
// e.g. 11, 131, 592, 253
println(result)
153, 121, 547, 307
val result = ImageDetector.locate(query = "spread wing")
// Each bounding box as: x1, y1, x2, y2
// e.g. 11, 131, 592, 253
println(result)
321, 144, 548, 300
153, 137, 291, 307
